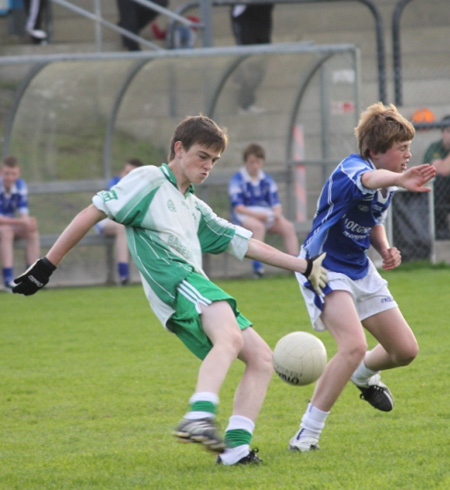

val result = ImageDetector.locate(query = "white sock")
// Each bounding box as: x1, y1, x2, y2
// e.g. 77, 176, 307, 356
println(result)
218, 444, 250, 465
296, 403, 329, 442
351, 359, 379, 387
225, 415, 255, 433
219, 415, 255, 465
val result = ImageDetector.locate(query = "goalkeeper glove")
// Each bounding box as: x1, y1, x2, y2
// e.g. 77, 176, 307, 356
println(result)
304, 252, 327, 295
12, 257, 57, 296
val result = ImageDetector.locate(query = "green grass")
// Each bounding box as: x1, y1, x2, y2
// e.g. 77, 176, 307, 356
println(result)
1, 271, 449, 490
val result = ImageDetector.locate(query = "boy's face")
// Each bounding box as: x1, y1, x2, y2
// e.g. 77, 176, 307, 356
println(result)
370, 140, 412, 173
175, 142, 221, 185
244, 154, 264, 178
1, 165, 21, 190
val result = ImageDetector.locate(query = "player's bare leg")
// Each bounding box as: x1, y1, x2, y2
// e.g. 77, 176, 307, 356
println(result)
362, 308, 418, 370
174, 301, 244, 453
217, 326, 272, 465
348, 308, 418, 412
233, 327, 273, 420
290, 291, 366, 451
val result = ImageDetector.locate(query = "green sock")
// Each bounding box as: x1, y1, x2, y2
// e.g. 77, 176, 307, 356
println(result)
224, 428, 252, 448
190, 400, 216, 416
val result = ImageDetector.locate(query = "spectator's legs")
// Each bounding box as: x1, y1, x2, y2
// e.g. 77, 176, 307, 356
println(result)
117, 0, 141, 51
230, 8, 273, 110
268, 217, 299, 256
102, 220, 130, 284
0, 225, 15, 285
136, 0, 168, 31
117, 0, 168, 51
24, 0, 47, 42
240, 216, 266, 276
0, 220, 39, 286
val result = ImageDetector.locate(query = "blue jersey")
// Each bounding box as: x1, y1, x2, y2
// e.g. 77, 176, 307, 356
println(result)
228, 168, 281, 221
107, 176, 121, 190
303, 154, 395, 280
0, 177, 29, 217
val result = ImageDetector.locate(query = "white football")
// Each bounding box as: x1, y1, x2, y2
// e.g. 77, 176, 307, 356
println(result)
273, 331, 327, 386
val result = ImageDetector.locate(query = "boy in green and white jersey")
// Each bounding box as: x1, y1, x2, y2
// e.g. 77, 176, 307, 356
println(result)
12, 115, 327, 466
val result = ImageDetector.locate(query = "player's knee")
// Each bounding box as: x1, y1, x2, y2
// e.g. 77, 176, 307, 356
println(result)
285, 220, 295, 234
227, 329, 245, 355
258, 343, 274, 376
341, 341, 367, 369
243, 340, 273, 377
393, 339, 419, 366
253, 221, 266, 236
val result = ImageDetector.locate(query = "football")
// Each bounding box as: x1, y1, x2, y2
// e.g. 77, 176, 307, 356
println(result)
273, 331, 327, 386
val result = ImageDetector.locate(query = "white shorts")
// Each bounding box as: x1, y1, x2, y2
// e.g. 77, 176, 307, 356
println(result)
235, 206, 275, 230
296, 259, 398, 332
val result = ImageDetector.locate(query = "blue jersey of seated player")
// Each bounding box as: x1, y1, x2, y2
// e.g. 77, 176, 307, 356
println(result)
303, 154, 395, 280
228, 168, 280, 222
0, 177, 29, 217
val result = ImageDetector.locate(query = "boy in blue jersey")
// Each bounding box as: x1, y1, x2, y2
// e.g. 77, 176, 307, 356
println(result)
229, 143, 299, 277
96, 158, 143, 285
12, 115, 327, 466
0, 156, 40, 290
289, 102, 436, 453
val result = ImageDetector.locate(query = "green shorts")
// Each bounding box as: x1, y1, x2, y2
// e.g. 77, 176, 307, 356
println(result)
166, 272, 252, 360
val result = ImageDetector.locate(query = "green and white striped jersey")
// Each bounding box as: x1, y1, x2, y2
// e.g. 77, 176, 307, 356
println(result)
92, 164, 251, 326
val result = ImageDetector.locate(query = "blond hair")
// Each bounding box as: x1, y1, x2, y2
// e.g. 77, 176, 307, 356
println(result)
355, 102, 415, 160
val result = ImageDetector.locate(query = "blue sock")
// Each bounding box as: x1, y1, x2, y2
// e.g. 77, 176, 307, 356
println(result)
252, 261, 263, 274
118, 262, 129, 281
3, 267, 14, 285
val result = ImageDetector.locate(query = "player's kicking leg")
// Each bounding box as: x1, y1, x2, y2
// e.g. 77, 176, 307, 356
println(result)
216, 327, 273, 465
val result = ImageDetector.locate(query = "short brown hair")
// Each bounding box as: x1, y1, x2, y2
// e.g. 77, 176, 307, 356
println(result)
126, 158, 144, 167
355, 102, 415, 160
2, 156, 19, 168
242, 143, 265, 162
168, 115, 228, 160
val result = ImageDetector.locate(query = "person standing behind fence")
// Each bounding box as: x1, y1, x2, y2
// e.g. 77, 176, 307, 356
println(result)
423, 115, 450, 239
95, 158, 144, 285
0, 156, 40, 291
24, 0, 48, 43
230, 3, 274, 114
228, 143, 299, 278
116, 0, 169, 51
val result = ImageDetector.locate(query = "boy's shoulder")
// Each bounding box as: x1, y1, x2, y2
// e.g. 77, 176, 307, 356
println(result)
14, 178, 28, 192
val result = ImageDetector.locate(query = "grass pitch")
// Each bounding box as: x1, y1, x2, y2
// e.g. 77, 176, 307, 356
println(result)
1, 269, 449, 490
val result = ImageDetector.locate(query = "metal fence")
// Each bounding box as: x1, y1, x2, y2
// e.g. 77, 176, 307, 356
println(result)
0, 42, 360, 285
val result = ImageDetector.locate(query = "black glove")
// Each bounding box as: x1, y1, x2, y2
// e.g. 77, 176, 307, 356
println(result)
304, 253, 327, 295
12, 257, 57, 296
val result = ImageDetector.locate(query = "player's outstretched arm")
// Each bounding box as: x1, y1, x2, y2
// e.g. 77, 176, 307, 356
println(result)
13, 204, 106, 296
362, 164, 436, 192
245, 239, 327, 295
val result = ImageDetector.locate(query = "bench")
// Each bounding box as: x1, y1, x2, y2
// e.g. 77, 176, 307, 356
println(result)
15, 233, 116, 284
